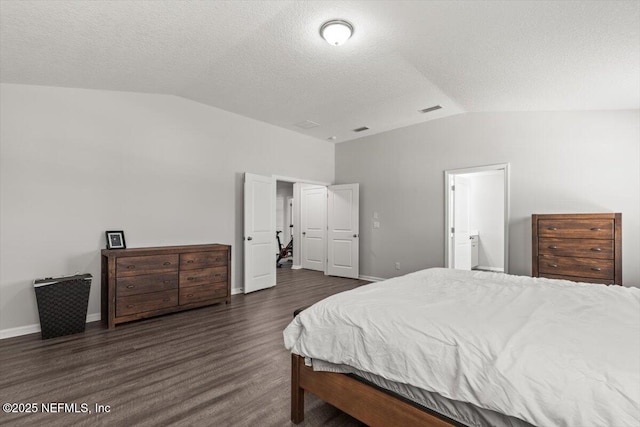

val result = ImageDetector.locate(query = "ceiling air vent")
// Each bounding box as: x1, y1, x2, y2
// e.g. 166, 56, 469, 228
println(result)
418, 105, 442, 114
353, 126, 370, 133
295, 120, 320, 129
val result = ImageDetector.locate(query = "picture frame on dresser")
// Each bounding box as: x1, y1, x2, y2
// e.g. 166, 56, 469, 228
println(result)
105, 230, 126, 249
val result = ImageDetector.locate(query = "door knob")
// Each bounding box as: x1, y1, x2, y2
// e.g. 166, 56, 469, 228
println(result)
353, 234, 358, 238
247, 236, 253, 241
302, 232, 306, 236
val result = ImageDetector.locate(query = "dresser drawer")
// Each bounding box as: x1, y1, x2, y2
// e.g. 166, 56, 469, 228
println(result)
538, 219, 613, 239
538, 256, 613, 280
180, 251, 228, 270
539, 273, 614, 285
116, 254, 179, 278
116, 290, 178, 317
180, 283, 227, 305
538, 238, 614, 259
116, 273, 178, 297
179, 266, 227, 287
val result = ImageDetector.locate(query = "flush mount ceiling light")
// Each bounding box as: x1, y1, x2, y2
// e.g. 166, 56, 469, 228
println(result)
320, 20, 353, 46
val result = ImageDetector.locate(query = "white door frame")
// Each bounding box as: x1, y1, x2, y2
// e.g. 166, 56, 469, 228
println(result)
444, 163, 510, 273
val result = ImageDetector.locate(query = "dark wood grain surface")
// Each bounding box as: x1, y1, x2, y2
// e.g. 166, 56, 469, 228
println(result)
103, 245, 232, 328
532, 213, 622, 284
0, 268, 369, 427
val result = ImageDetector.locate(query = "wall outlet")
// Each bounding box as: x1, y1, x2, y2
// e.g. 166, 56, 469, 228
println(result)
373, 221, 380, 229
373, 211, 379, 219
395, 262, 400, 270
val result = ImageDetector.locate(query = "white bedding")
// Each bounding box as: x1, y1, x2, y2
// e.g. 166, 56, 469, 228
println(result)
283, 268, 640, 427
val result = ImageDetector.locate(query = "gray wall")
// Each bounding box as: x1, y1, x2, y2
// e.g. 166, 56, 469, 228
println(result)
336, 111, 640, 286
0, 83, 335, 334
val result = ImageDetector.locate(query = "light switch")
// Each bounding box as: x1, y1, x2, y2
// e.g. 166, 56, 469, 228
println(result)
373, 221, 380, 229
373, 211, 379, 219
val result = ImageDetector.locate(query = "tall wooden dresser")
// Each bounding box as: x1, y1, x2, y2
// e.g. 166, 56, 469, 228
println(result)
101, 244, 231, 329
532, 213, 621, 285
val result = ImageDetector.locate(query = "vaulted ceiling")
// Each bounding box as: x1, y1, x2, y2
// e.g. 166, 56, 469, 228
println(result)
1, 1, 638, 143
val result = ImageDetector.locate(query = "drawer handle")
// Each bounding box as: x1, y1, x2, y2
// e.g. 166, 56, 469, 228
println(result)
591, 247, 602, 252
547, 227, 557, 231
548, 245, 557, 249
163, 280, 171, 284
187, 260, 194, 264
126, 304, 134, 308
214, 274, 220, 278
548, 263, 558, 268
127, 265, 136, 269
591, 267, 602, 271
188, 277, 195, 281
126, 285, 134, 289
215, 258, 220, 262
590, 228, 601, 231
163, 262, 171, 266
163, 298, 170, 302
187, 294, 193, 298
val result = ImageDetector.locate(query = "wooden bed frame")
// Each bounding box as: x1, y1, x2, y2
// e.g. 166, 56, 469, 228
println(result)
291, 354, 457, 426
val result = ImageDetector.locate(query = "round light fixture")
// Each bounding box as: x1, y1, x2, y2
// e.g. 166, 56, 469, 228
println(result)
320, 20, 353, 46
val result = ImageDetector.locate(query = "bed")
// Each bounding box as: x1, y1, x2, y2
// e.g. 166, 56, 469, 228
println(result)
283, 268, 640, 426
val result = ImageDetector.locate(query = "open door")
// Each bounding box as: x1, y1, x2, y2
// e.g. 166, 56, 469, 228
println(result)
300, 185, 327, 271
244, 173, 276, 293
327, 184, 359, 279
444, 163, 510, 273
452, 176, 471, 270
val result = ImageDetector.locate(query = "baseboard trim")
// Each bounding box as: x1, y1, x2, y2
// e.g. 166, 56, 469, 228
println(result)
474, 266, 505, 273
0, 313, 102, 340
231, 287, 243, 295
291, 265, 303, 270
359, 275, 385, 282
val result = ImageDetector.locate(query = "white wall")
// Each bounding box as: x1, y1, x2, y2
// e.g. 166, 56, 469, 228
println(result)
335, 110, 640, 286
0, 83, 335, 336
468, 171, 504, 270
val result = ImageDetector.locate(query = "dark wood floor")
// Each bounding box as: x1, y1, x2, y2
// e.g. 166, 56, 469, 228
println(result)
0, 268, 369, 427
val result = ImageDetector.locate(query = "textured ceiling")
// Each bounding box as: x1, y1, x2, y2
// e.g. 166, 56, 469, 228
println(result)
1, 1, 638, 143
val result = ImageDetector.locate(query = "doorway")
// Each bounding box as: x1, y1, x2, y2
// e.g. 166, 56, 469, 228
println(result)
244, 173, 360, 293
444, 164, 510, 273
276, 181, 294, 269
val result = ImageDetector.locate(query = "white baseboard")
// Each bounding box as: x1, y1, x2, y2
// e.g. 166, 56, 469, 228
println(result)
0, 312, 102, 340
474, 266, 504, 273
231, 287, 243, 295
291, 265, 303, 270
359, 275, 385, 282
0, 324, 40, 340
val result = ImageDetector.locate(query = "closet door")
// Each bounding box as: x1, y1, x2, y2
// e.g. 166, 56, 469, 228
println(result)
300, 185, 327, 272
327, 184, 359, 279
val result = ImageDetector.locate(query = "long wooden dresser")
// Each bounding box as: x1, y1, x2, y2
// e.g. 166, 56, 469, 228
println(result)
532, 213, 621, 285
101, 244, 231, 329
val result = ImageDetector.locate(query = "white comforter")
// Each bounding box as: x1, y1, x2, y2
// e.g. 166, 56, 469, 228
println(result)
283, 268, 640, 427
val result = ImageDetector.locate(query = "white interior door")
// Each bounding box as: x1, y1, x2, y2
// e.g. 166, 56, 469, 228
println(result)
453, 176, 471, 270
327, 184, 359, 279
301, 185, 327, 271
244, 173, 276, 293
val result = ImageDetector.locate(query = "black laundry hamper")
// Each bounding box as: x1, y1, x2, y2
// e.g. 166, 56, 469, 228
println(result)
33, 273, 92, 339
